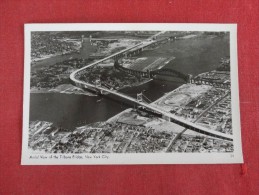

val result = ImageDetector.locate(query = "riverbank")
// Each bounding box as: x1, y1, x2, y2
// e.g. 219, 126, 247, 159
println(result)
30, 76, 153, 97
117, 78, 153, 92
32, 47, 81, 63
30, 84, 97, 96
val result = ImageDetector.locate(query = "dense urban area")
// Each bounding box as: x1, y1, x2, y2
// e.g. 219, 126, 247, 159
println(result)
31, 32, 81, 61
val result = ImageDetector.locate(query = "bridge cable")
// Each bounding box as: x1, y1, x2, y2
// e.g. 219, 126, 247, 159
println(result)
142, 94, 152, 103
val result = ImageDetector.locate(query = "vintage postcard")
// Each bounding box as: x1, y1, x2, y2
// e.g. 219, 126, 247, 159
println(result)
22, 23, 243, 164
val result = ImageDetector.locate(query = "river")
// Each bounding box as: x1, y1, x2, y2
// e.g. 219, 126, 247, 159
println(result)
30, 34, 230, 129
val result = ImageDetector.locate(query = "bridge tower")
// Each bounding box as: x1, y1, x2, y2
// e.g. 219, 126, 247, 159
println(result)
95, 78, 101, 87
137, 92, 143, 102
188, 74, 193, 83
146, 69, 151, 78
95, 78, 103, 94
89, 35, 93, 45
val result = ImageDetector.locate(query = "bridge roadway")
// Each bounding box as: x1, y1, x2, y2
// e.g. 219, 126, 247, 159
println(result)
90, 31, 166, 41
70, 32, 233, 142
148, 31, 166, 40
71, 31, 166, 79
70, 73, 233, 141
70, 42, 144, 79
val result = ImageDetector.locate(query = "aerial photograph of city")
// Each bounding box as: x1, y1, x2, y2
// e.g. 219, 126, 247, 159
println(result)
27, 28, 235, 155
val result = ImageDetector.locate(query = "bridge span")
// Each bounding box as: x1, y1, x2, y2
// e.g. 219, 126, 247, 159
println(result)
70, 72, 233, 141
70, 42, 144, 79
70, 32, 233, 142
71, 35, 164, 79
114, 60, 190, 82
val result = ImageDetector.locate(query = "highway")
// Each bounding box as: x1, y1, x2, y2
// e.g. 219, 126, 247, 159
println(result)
70, 42, 144, 79
70, 31, 165, 84
166, 91, 231, 152
148, 31, 166, 40
70, 32, 233, 141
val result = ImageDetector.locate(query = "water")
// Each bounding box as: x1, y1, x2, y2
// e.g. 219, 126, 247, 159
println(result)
30, 93, 128, 129
140, 35, 230, 76
30, 34, 230, 129
31, 38, 96, 69
120, 79, 184, 101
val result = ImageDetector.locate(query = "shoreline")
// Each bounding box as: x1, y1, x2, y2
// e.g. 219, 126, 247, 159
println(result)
30, 84, 97, 96
30, 90, 97, 96
32, 49, 79, 63
117, 78, 153, 92
30, 78, 153, 97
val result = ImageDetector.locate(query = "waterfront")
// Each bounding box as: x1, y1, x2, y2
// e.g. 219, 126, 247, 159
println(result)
140, 34, 230, 76
30, 93, 127, 129
30, 79, 182, 129
30, 34, 230, 130
31, 37, 96, 69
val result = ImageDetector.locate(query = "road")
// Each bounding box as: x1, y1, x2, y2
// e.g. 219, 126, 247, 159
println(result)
70, 31, 233, 141
166, 91, 231, 152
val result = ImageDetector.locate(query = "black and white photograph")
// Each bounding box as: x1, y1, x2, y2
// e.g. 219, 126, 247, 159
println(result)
22, 24, 243, 164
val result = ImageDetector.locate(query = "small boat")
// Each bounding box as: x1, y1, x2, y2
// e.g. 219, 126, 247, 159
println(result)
96, 99, 102, 103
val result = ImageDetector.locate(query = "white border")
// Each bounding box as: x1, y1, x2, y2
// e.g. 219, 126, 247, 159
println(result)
22, 23, 243, 165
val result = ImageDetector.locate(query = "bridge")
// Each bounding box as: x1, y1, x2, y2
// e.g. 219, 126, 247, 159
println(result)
114, 60, 190, 82
148, 31, 166, 40
70, 74, 233, 141
150, 68, 189, 81
70, 32, 233, 142
71, 34, 166, 79
70, 42, 143, 80
190, 78, 230, 89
